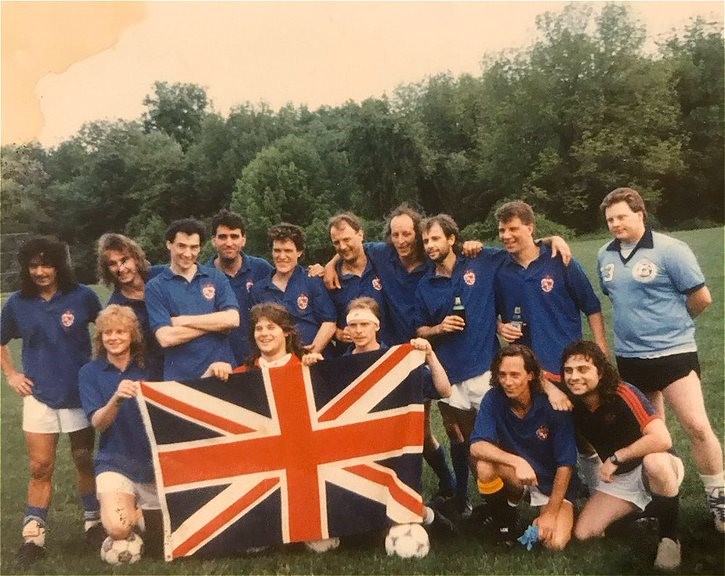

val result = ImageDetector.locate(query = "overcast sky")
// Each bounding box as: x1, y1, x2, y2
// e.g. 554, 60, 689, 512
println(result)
2, 1, 723, 147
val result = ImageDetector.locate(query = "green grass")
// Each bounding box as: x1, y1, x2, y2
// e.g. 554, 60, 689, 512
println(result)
1, 228, 723, 575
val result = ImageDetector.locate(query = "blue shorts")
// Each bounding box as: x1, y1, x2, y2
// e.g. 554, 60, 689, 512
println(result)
616, 352, 700, 393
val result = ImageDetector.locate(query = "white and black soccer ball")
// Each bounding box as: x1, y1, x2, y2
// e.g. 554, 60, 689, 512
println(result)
384, 523, 430, 559
100, 533, 144, 565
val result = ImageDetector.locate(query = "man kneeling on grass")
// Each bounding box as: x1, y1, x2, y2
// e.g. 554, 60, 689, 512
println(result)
562, 340, 684, 571
470, 344, 577, 550
79, 305, 163, 559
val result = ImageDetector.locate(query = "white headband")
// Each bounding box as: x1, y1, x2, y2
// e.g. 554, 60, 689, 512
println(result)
346, 308, 380, 327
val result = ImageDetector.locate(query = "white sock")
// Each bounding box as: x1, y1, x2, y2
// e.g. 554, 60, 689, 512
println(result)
700, 472, 724, 492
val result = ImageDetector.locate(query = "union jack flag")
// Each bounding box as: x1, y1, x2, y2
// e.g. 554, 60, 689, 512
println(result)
137, 344, 426, 560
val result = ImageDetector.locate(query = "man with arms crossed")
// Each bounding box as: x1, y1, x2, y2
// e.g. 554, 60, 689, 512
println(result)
563, 340, 685, 570
471, 345, 577, 550
207, 209, 273, 364
1, 237, 104, 564
598, 187, 723, 532
145, 218, 240, 380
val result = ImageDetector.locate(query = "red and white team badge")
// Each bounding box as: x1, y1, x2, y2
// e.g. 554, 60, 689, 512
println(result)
372, 277, 382, 291
463, 270, 476, 286
536, 425, 549, 441
202, 283, 216, 300
540, 275, 554, 293
246, 280, 254, 292
297, 293, 309, 310
60, 310, 75, 328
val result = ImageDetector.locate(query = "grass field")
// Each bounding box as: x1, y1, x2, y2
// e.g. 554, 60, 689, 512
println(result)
1, 228, 723, 575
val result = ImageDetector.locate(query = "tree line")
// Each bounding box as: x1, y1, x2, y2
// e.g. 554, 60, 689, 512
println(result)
2, 4, 723, 283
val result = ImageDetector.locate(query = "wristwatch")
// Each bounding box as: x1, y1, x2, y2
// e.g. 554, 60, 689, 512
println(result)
609, 453, 621, 465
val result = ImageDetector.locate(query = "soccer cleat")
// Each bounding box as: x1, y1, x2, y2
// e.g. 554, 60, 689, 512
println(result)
654, 537, 681, 571
16, 542, 45, 565
479, 508, 524, 545
706, 487, 725, 533
427, 509, 457, 538
85, 522, 108, 548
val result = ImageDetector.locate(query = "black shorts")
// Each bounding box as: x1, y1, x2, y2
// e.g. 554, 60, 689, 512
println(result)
616, 352, 701, 393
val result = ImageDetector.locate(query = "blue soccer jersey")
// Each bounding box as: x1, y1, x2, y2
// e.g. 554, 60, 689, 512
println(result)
472, 387, 579, 500
597, 229, 705, 358
328, 250, 391, 344
79, 358, 154, 483
207, 253, 273, 364
145, 264, 238, 380
496, 244, 601, 374
364, 242, 432, 345
250, 265, 337, 346
1, 284, 101, 409
413, 249, 504, 382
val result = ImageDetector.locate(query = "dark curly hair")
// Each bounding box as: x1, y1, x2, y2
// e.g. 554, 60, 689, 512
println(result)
18, 236, 77, 297
561, 340, 620, 404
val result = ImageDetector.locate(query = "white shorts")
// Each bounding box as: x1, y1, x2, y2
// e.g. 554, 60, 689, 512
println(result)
593, 458, 684, 511
22, 395, 90, 433
440, 371, 491, 411
97, 471, 160, 510
525, 485, 575, 508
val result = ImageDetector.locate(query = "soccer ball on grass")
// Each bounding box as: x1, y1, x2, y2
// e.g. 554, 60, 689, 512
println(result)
384, 523, 430, 558
100, 533, 143, 565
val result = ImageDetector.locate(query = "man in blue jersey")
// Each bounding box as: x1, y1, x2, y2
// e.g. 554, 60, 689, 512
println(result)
145, 218, 240, 381
79, 304, 162, 558
471, 345, 577, 550
326, 213, 389, 351
414, 214, 505, 517
251, 223, 337, 354
97, 233, 164, 379
208, 209, 273, 364
0, 237, 104, 564
563, 340, 684, 570
598, 187, 723, 533
495, 201, 608, 397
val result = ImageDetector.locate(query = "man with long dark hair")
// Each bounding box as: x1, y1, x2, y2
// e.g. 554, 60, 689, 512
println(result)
563, 340, 684, 570
1, 237, 104, 564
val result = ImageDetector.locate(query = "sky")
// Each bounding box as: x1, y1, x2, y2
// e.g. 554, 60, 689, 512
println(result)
2, 1, 723, 148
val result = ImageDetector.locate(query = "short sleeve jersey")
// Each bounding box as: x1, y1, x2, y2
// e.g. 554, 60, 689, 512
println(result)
413, 249, 504, 382
364, 242, 432, 344
207, 253, 273, 364
327, 249, 391, 343
1, 284, 101, 408
471, 387, 578, 499
496, 245, 601, 374
250, 265, 336, 346
597, 229, 705, 358
145, 264, 238, 380
79, 358, 154, 483
572, 382, 660, 474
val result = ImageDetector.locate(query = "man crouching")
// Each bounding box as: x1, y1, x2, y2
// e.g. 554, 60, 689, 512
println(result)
470, 344, 577, 549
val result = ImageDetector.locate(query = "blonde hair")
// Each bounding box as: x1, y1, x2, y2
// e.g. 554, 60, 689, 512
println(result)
93, 304, 145, 367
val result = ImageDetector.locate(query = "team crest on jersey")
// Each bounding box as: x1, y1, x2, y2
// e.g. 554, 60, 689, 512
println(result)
60, 310, 75, 328
372, 277, 382, 291
633, 258, 658, 283
463, 270, 476, 286
202, 283, 216, 300
600, 263, 615, 283
297, 293, 309, 310
540, 275, 554, 293
536, 425, 549, 440
246, 280, 254, 292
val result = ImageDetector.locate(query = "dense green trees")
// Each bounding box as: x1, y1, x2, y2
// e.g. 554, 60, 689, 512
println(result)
1, 4, 722, 283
